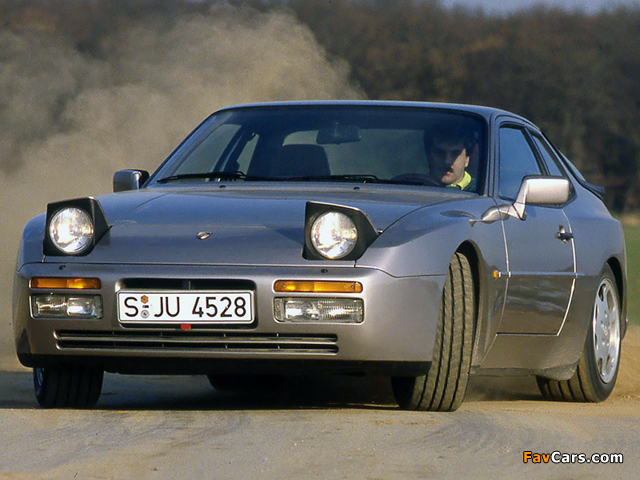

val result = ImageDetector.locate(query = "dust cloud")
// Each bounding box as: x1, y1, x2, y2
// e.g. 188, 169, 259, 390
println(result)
0, 3, 363, 361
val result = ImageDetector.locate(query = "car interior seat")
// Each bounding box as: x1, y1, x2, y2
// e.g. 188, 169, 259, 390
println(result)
271, 144, 330, 178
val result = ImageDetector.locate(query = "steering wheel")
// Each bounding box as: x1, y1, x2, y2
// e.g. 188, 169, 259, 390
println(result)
390, 173, 441, 186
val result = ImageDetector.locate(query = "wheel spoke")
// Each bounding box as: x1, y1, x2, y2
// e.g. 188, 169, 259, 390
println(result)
594, 333, 605, 361
599, 358, 607, 378
595, 296, 607, 324
595, 318, 605, 341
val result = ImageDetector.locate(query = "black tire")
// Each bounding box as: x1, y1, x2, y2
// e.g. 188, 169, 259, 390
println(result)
392, 252, 476, 412
537, 265, 621, 402
33, 365, 103, 408
207, 374, 283, 392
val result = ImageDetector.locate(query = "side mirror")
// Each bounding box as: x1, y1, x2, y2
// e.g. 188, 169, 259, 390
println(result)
113, 170, 150, 193
511, 176, 571, 219
471, 176, 570, 225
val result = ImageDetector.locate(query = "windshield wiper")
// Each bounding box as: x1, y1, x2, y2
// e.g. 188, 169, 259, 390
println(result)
156, 171, 269, 183
283, 174, 431, 186
284, 174, 384, 183
157, 172, 435, 186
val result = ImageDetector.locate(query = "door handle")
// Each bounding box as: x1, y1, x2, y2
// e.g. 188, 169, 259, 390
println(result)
556, 225, 573, 243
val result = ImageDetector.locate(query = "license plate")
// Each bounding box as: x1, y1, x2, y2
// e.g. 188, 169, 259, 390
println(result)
117, 290, 254, 324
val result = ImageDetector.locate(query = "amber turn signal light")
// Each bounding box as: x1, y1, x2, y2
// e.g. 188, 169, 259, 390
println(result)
273, 280, 363, 294
29, 277, 102, 290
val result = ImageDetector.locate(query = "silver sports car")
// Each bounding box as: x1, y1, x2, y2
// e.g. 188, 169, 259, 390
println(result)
13, 101, 628, 411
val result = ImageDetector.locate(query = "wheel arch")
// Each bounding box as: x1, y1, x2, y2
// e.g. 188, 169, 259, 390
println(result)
456, 241, 481, 307
455, 241, 484, 361
606, 255, 627, 337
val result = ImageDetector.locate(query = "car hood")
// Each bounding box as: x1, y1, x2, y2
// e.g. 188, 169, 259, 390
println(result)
56, 184, 463, 266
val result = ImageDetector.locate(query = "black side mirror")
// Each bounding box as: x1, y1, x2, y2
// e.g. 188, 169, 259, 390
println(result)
113, 170, 150, 193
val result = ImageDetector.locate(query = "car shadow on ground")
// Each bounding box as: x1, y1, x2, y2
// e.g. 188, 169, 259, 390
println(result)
0, 368, 542, 411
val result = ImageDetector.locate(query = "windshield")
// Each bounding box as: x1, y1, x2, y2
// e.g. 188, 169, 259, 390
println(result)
149, 106, 487, 193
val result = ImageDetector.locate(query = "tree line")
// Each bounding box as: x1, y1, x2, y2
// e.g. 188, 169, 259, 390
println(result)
283, 0, 640, 212
2, 0, 639, 211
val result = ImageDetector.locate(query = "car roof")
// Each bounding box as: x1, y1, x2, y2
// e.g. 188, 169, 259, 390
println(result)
216, 100, 535, 126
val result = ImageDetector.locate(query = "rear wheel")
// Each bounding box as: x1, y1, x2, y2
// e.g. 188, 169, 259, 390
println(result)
537, 265, 621, 402
392, 252, 476, 411
33, 365, 103, 408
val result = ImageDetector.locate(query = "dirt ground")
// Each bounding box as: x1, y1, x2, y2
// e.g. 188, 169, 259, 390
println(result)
0, 329, 638, 479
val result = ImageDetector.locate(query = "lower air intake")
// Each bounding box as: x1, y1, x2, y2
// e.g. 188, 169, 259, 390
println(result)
55, 330, 338, 355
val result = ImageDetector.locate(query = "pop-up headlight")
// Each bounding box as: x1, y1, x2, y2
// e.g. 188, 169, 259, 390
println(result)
48, 207, 94, 255
44, 197, 110, 256
310, 211, 358, 259
304, 202, 379, 261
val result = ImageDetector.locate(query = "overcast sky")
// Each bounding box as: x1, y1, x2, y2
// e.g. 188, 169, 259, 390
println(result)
440, 0, 640, 14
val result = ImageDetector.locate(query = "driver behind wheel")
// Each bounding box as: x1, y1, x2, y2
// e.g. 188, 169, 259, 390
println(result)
425, 120, 476, 190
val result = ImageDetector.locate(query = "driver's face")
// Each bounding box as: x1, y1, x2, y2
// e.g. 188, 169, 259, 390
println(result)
428, 140, 470, 185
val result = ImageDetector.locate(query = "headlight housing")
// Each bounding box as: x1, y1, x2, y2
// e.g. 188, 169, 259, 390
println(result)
303, 202, 379, 261
310, 211, 358, 259
44, 197, 110, 256
48, 207, 94, 255
31, 294, 103, 319
274, 298, 363, 323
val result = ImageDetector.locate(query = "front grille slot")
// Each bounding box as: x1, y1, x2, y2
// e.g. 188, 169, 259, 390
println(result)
55, 330, 338, 354
121, 279, 256, 290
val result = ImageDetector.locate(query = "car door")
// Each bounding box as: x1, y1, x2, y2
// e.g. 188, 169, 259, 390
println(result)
496, 124, 576, 335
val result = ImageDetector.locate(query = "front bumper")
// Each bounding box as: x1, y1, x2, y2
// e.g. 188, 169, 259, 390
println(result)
14, 263, 445, 376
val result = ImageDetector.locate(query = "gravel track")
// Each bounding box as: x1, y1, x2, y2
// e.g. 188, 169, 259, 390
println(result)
0, 329, 638, 479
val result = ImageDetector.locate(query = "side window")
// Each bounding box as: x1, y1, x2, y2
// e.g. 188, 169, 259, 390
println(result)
499, 127, 543, 200
530, 132, 567, 177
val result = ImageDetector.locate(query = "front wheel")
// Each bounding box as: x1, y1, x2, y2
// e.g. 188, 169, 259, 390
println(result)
537, 265, 622, 402
392, 252, 476, 412
33, 365, 104, 408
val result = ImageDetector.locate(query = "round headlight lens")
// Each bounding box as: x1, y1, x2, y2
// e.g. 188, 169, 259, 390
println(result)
310, 212, 358, 259
48, 207, 94, 254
